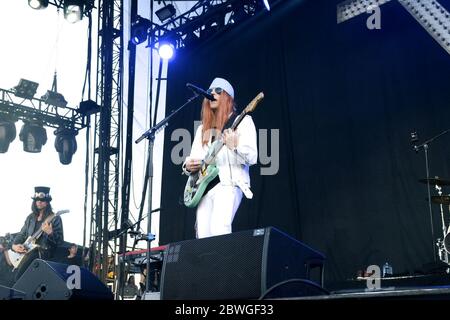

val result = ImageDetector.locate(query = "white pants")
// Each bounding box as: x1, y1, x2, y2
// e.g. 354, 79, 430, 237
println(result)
195, 184, 243, 239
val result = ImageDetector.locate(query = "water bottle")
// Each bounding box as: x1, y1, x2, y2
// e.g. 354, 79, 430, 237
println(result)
382, 262, 393, 277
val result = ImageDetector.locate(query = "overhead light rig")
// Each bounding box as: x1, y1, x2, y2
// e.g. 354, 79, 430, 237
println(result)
133, 0, 283, 52
27, 0, 95, 23
0, 87, 88, 131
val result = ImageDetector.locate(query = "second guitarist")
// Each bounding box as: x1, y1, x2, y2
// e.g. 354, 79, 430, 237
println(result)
183, 78, 258, 239
0, 186, 64, 286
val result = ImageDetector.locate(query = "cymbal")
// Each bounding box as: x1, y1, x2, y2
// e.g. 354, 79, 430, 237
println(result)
429, 195, 450, 205
419, 177, 450, 186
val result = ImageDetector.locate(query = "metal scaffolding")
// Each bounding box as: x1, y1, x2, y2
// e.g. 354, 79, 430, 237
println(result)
0, 88, 87, 131
139, 0, 279, 50
89, 0, 123, 287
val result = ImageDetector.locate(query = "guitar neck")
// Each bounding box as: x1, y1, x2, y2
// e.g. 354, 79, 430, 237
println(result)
204, 111, 248, 164
28, 214, 56, 243
230, 111, 247, 131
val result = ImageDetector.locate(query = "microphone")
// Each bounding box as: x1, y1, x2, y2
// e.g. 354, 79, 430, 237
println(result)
186, 83, 216, 101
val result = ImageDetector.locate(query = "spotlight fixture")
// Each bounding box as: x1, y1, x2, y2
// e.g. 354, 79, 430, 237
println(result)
13, 79, 39, 99
41, 90, 68, 108
78, 99, 100, 117
0, 117, 17, 153
155, 4, 176, 23
157, 40, 175, 60
54, 128, 78, 165
28, 0, 49, 10
130, 15, 151, 45
19, 121, 47, 153
64, 0, 84, 23
263, 0, 271, 11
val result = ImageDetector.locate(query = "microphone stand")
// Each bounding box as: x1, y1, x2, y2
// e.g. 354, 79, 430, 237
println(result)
413, 128, 450, 264
135, 93, 201, 297
115, 208, 161, 299
135, 93, 199, 144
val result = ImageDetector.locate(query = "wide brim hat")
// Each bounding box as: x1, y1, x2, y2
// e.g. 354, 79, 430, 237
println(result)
32, 186, 52, 202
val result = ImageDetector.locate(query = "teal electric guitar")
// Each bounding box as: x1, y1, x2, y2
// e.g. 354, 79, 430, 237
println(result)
183, 92, 264, 208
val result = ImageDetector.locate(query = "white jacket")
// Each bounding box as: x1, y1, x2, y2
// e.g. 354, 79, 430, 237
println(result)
183, 115, 258, 197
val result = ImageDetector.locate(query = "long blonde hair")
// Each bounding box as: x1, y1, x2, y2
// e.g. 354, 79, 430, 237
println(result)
200, 92, 235, 146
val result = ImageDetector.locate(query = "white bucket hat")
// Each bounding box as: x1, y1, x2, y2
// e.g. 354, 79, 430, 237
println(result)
209, 77, 234, 99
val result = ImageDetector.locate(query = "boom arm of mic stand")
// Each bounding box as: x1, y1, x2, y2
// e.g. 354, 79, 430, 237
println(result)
114, 208, 162, 239
135, 94, 200, 144
415, 128, 450, 150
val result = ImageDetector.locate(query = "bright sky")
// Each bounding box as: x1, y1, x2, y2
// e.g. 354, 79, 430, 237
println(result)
0, 1, 199, 250
0, 1, 91, 245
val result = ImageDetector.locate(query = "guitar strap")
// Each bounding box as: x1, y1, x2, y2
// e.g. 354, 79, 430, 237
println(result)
223, 111, 238, 131
203, 112, 239, 196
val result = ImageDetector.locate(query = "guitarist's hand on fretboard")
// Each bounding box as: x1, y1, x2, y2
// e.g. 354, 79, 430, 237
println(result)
222, 128, 239, 150
42, 221, 53, 235
12, 244, 27, 253
186, 159, 202, 173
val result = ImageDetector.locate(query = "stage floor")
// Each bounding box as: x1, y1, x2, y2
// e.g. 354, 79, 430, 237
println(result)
290, 286, 450, 300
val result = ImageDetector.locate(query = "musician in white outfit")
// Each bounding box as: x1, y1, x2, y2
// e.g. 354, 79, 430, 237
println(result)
183, 78, 258, 239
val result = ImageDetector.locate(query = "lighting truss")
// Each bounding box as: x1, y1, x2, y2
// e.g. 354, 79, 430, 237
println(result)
398, 0, 450, 55
35, 0, 95, 19
337, 0, 393, 23
0, 87, 87, 131
337, 0, 450, 55
147, 0, 282, 50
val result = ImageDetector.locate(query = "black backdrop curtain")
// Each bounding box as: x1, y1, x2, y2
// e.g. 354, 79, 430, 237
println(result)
159, 0, 450, 285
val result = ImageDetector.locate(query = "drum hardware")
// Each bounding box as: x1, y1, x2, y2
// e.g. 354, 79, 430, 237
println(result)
419, 177, 450, 186
444, 226, 450, 256
420, 177, 450, 264
429, 195, 450, 205
435, 185, 447, 258
414, 128, 450, 263
436, 238, 447, 264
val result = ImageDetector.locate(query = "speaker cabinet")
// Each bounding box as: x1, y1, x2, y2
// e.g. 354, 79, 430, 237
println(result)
160, 227, 325, 299
13, 259, 113, 300
0, 285, 25, 300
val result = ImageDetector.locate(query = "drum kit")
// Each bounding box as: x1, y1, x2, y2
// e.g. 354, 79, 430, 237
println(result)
419, 177, 450, 264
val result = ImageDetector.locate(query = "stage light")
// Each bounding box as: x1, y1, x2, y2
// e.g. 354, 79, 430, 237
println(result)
78, 99, 100, 117
54, 128, 78, 165
28, 0, 49, 10
19, 121, 47, 153
41, 90, 68, 108
158, 41, 175, 60
13, 79, 39, 99
64, 0, 84, 23
130, 15, 151, 45
263, 0, 271, 11
155, 4, 176, 23
0, 118, 17, 153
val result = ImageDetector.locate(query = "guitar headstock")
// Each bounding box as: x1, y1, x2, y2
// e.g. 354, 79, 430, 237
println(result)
55, 210, 70, 217
244, 92, 264, 114
43, 210, 69, 224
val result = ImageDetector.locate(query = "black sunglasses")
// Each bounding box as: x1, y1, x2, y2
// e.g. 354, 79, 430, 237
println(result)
206, 87, 223, 95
